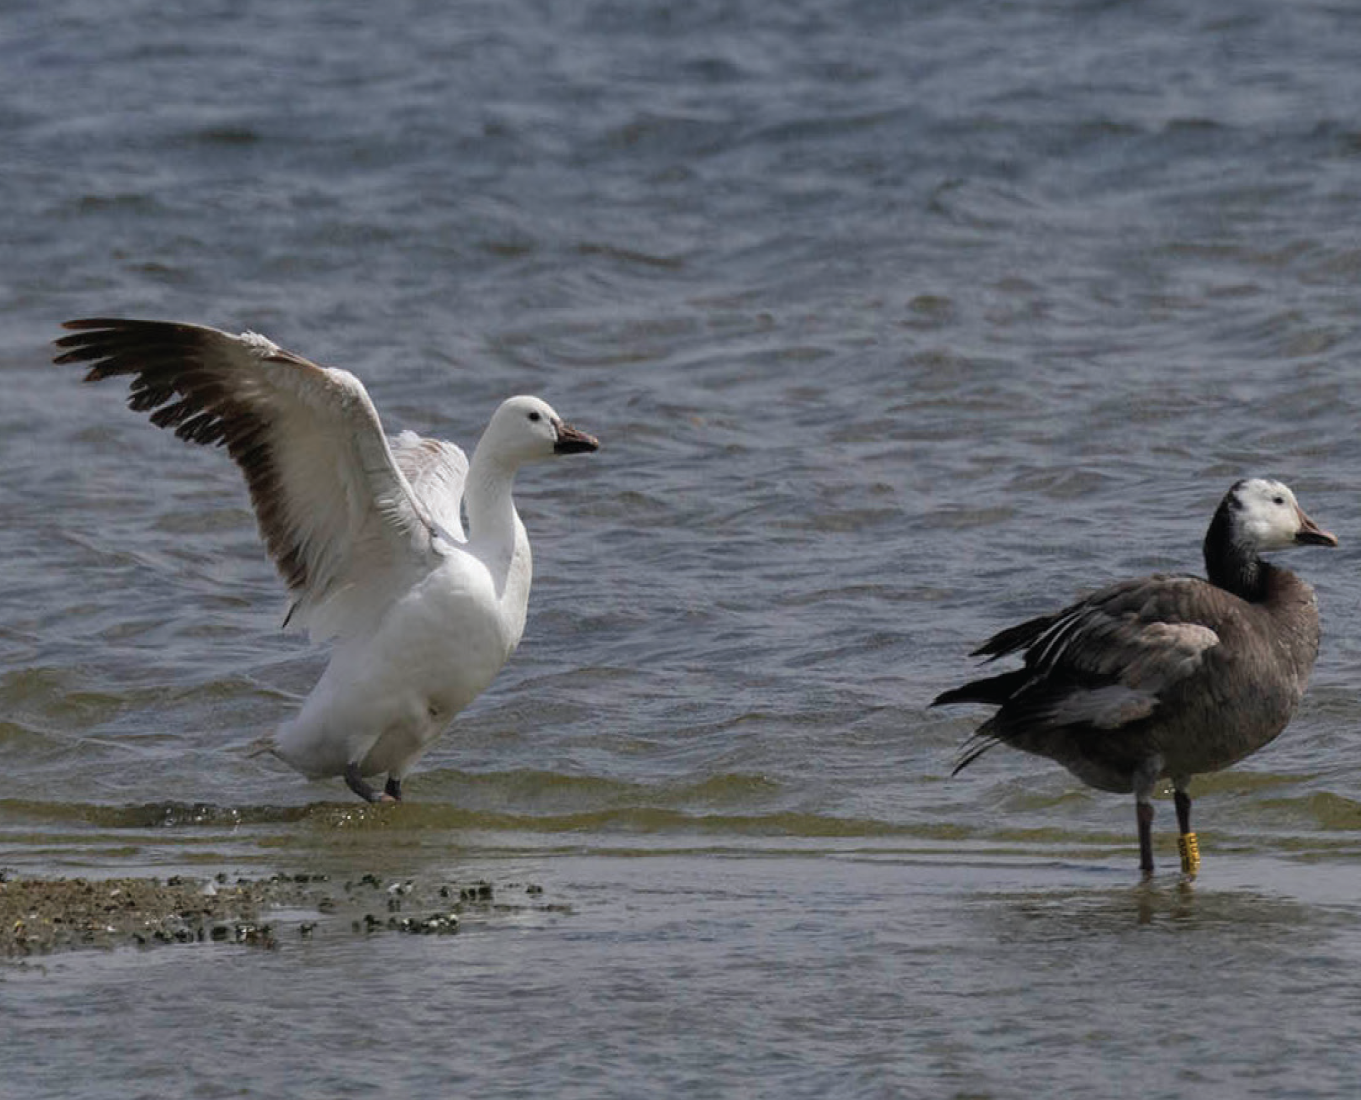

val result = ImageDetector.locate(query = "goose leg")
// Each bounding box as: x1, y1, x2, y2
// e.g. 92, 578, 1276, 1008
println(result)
344, 762, 398, 804
384, 775, 403, 802
1174, 785, 1199, 874
1136, 799, 1155, 877
1133, 758, 1162, 877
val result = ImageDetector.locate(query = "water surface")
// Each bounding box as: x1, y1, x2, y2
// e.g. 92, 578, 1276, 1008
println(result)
5, 0, 1361, 1096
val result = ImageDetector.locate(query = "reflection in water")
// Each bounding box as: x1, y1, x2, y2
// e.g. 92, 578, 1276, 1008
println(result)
992, 874, 1345, 940
1135, 876, 1197, 927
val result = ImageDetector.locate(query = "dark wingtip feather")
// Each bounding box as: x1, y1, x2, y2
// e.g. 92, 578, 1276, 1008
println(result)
60, 317, 130, 331
969, 610, 1062, 660
51, 316, 312, 597
54, 318, 143, 350
950, 734, 1000, 776
932, 668, 1030, 709
931, 685, 971, 709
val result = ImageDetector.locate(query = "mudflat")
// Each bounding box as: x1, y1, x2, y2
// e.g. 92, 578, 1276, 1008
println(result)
1, 871, 554, 955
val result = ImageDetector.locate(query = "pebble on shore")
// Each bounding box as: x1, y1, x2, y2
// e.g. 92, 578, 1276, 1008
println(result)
1, 872, 558, 957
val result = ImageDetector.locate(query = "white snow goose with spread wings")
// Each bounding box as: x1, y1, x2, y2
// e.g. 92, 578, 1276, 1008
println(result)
56, 318, 599, 803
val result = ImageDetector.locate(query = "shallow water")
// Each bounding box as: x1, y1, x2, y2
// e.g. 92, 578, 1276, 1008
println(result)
6, 0, 1361, 1095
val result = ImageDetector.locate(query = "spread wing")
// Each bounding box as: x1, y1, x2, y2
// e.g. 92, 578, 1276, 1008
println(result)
55, 317, 437, 639
935, 575, 1224, 771
390, 430, 469, 544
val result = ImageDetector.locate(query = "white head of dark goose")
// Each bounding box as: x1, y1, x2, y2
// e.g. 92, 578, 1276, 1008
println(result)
55, 318, 599, 803
933, 479, 1337, 876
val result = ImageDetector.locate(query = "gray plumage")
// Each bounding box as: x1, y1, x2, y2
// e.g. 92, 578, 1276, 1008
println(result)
934, 478, 1337, 874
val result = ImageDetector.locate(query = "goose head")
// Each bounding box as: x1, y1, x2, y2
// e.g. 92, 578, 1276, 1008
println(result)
479, 395, 599, 468
1223, 478, 1337, 552
1203, 478, 1336, 597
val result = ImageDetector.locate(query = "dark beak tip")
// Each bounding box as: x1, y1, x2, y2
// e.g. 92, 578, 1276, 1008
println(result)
552, 424, 599, 455
1297, 528, 1339, 548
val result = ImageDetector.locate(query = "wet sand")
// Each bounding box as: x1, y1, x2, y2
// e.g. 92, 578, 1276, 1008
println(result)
0, 870, 558, 956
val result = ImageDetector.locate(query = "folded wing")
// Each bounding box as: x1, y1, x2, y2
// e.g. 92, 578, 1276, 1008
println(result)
937, 576, 1224, 771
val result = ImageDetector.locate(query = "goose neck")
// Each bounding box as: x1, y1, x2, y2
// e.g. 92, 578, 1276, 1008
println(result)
1203, 515, 1265, 601
464, 452, 519, 551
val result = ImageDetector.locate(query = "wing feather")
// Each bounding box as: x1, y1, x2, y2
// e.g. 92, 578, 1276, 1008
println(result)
390, 430, 469, 544
55, 318, 435, 638
938, 575, 1225, 770
1022, 578, 1221, 692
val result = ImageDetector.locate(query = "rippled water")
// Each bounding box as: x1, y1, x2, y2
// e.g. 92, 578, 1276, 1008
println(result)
6, 0, 1361, 1095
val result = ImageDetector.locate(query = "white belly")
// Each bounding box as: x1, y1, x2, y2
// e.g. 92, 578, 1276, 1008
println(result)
273, 559, 522, 781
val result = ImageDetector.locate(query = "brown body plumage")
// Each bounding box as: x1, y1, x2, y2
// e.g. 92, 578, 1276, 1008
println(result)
934, 479, 1337, 875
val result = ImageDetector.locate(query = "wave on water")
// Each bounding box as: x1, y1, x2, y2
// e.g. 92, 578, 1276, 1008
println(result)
3, 775, 1361, 863
0, 793, 942, 839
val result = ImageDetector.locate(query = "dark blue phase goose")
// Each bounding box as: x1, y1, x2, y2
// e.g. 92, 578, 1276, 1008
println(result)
933, 479, 1337, 875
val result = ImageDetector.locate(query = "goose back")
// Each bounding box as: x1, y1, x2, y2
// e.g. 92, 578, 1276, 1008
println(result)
942, 563, 1323, 794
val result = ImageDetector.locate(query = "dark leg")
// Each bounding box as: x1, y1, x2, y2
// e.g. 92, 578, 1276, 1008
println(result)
1174, 785, 1199, 874
1174, 788, 1191, 834
1136, 799, 1155, 877
1132, 758, 1163, 878
344, 762, 383, 803
384, 775, 402, 802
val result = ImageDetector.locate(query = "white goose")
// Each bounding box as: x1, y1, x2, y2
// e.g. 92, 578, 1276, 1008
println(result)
56, 318, 599, 802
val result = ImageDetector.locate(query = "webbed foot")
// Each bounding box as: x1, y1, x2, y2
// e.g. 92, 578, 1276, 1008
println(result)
344, 762, 387, 804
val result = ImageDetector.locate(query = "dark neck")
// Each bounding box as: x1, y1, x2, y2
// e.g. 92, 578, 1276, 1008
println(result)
1203, 507, 1270, 601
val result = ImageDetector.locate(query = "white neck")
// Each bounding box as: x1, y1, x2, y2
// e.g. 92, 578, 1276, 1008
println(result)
464, 447, 531, 608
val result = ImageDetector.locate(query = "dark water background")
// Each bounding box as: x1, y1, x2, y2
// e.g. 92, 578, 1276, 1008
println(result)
5, 1, 1361, 1096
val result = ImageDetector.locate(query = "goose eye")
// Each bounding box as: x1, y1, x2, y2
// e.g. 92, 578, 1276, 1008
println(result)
1273, 495, 1285, 505
527, 411, 541, 423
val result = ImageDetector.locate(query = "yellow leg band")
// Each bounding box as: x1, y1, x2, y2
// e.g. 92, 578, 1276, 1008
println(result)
1178, 832, 1200, 874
